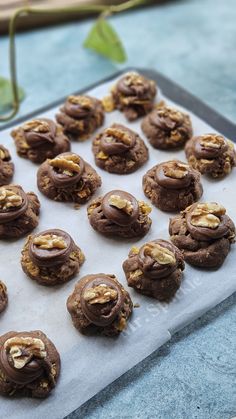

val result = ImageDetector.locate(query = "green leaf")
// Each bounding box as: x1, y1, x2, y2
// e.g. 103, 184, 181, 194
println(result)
0, 77, 25, 111
84, 18, 127, 63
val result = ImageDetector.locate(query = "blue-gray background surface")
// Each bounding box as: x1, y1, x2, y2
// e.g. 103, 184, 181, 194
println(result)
1, 0, 236, 418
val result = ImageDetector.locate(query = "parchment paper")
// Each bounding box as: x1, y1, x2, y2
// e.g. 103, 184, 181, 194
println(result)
0, 73, 235, 419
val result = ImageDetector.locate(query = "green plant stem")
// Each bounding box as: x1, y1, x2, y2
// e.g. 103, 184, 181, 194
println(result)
0, 0, 146, 122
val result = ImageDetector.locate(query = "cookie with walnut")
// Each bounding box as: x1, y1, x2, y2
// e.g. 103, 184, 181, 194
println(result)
0, 280, 8, 314
11, 118, 70, 164
0, 145, 14, 186
141, 105, 192, 150
123, 239, 184, 301
0, 185, 40, 239
37, 152, 101, 204
87, 190, 152, 239
169, 202, 235, 269
110, 72, 157, 121
0, 330, 60, 398
21, 229, 85, 286
92, 123, 149, 174
185, 133, 236, 178
67, 273, 133, 336
56, 95, 104, 141
143, 160, 203, 212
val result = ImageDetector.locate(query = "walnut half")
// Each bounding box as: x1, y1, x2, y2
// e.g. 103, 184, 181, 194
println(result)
190, 202, 226, 229
163, 161, 189, 179
108, 194, 133, 215
49, 154, 81, 176
33, 234, 67, 250
83, 284, 118, 305
4, 336, 47, 369
200, 134, 225, 149
0, 187, 23, 210
104, 127, 132, 145
145, 243, 176, 265
22, 120, 50, 133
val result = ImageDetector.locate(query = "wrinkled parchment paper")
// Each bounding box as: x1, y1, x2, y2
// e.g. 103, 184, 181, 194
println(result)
0, 73, 235, 419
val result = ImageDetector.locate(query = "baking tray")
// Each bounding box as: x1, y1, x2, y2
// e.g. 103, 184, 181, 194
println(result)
0, 68, 235, 419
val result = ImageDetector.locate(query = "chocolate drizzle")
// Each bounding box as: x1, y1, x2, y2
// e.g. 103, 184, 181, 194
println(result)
99, 125, 136, 155
149, 108, 183, 131
29, 229, 74, 267
64, 96, 94, 119
80, 274, 124, 327
185, 203, 229, 241
117, 73, 153, 98
48, 152, 85, 188
138, 240, 177, 279
193, 134, 228, 160
22, 119, 56, 148
0, 186, 28, 224
155, 161, 192, 190
101, 190, 139, 226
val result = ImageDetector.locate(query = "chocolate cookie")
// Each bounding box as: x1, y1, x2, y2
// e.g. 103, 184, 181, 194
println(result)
0, 330, 60, 398
141, 105, 192, 149
0, 145, 14, 186
123, 239, 184, 301
67, 273, 133, 336
92, 123, 149, 174
185, 133, 236, 178
143, 160, 203, 212
56, 95, 104, 141
0, 281, 8, 314
111, 72, 157, 121
21, 229, 85, 286
11, 118, 70, 164
87, 190, 152, 239
0, 185, 40, 239
169, 202, 235, 269
37, 152, 101, 204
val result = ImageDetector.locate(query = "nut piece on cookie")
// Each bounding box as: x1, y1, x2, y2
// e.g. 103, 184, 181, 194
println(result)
0, 145, 14, 186
123, 239, 185, 301
11, 118, 70, 164
21, 228, 85, 286
0, 330, 60, 398
0, 184, 40, 239
0, 280, 8, 314
142, 105, 193, 150
92, 123, 149, 174
110, 72, 157, 121
142, 160, 203, 212
185, 133, 236, 178
56, 95, 104, 141
37, 151, 101, 204
67, 273, 133, 336
87, 189, 152, 239
169, 202, 235, 269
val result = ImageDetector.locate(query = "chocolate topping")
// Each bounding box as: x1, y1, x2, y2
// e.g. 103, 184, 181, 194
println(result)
64, 95, 94, 119
29, 229, 74, 267
155, 161, 192, 190
0, 335, 51, 386
117, 72, 153, 98
193, 134, 228, 160
22, 119, 56, 148
80, 274, 124, 327
0, 185, 28, 224
138, 240, 177, 279
48, 152, 85, 188
149, 107, 184, 131
99, 125, 136, 155
101, 190, 139, 226
185, 203, 229, 241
